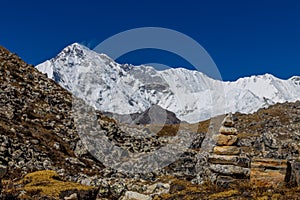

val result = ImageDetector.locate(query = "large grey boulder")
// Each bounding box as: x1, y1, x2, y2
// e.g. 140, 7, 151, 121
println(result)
121, 191, 151, 200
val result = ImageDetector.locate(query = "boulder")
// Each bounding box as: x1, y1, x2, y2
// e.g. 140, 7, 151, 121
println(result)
121, 191, 151, 200
146, 182, 170, 195
64, 193, 78, 200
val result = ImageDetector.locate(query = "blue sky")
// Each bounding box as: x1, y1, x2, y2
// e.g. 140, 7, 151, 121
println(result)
0, 0, 299, 81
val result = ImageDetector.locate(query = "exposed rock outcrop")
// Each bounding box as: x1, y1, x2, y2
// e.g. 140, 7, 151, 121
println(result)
104, 104, 181, 125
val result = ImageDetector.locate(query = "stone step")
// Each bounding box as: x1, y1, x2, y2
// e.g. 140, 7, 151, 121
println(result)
208, 155, 250, 168
209, 164, 250, 177
222, 114, 235, 127
213, 146, 241, 155
219, 126, 237, 135
213, 134, 238, 146
251, 158, 287, 170
250, 158, 287, 188
250, 168, 286, 188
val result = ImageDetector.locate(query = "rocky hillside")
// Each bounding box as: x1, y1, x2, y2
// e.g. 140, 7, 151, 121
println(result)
0, 46, 169, 199
2, 45, 300, 199
0, 45, 102, 180
235, 101, 300, 159
0, 45, 204, 199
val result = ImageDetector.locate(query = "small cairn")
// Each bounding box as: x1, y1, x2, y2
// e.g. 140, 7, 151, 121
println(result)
208, 113, 250, 187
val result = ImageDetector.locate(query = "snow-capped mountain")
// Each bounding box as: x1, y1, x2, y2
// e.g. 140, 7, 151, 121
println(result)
36, 43, 300, 123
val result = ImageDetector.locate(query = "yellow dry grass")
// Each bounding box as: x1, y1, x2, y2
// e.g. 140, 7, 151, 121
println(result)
13, 170, 95, 199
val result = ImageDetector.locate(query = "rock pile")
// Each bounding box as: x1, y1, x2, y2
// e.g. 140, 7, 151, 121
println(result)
208, 114, 250, 186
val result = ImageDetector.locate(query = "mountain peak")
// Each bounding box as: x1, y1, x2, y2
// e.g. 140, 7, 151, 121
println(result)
55, 43, 91, 60
54, 43, 115, 65
260, 73, 278, 80
65, 42, 89, 51
289, 76, 300, 80
247, 73, 276, 81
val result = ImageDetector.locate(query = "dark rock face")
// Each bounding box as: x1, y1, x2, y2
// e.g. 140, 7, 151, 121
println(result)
285, 159, 300, 187
133, 105, 181, 125
104, 104, 181, 125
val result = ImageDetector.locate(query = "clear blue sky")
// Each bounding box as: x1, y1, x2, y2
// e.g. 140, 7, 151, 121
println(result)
0, 0, 299, 81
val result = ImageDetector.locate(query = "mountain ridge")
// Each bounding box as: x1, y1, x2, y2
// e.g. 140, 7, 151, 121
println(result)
36, 43, 300, 123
